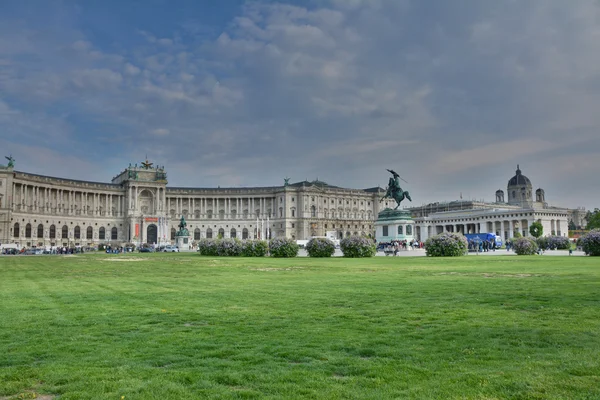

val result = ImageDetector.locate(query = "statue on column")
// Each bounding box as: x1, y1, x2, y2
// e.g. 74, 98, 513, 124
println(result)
381, 169, 412, 210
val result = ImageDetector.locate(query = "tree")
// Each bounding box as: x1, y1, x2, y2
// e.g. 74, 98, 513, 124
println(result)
586, 208, 600, 230
568, 220, 577, 231
529, 221, 544, 238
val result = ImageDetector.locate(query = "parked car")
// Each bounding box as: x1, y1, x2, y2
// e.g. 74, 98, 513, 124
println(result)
139, 247, 154, 253
163, 245, 179, 252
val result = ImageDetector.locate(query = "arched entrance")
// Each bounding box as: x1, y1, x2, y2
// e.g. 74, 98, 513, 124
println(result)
147, 224, 158, 244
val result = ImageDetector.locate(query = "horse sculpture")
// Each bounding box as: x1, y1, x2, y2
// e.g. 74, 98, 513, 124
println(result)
381, 169, 412, 210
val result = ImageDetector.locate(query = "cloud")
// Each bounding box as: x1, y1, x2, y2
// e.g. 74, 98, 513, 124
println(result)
0, 0, 599, 210
152, 128, 170, 136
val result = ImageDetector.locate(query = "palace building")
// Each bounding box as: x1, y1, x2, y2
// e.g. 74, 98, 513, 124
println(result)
0, 161, 385, 248
0, 160, 584, 248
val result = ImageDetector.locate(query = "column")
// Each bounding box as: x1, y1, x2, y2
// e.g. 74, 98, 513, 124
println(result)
508, 221, 514, 238
500, 220, 505, 241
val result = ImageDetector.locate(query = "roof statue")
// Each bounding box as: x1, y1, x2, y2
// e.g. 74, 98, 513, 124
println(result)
381, 168, 412, 210
284, 177, 290, 186
141, 159, 153, 169
5, 155, 15, 168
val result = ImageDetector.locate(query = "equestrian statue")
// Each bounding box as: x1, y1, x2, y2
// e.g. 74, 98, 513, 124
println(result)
381, 169, 412, 210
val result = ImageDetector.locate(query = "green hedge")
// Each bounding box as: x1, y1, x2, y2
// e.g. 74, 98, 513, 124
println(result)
340, 236, 376, 258
306, 238, 336, 257
424, 233, 468, 257
269, 238, 299, 258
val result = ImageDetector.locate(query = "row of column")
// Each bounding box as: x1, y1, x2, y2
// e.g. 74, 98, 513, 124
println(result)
12, 224, 118, 241
127, 186, 166, 212
166, 196, 276, 218
13, 183, 124, 216
419, 219, 532, 241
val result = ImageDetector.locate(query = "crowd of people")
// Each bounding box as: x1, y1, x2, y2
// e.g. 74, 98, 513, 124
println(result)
468, 239, 499, 252
377, 239, 423, 255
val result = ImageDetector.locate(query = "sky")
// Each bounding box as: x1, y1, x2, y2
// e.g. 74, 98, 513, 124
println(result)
0, 0, 598, 211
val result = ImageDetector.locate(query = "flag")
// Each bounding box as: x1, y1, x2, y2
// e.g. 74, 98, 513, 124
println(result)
460, 192, 463, 199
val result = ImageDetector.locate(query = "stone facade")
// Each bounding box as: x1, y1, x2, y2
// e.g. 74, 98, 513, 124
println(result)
408, 166, 577, 242
0, 162, 385, 247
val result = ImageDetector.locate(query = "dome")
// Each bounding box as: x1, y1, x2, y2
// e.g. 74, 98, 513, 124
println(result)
508, 165, 532, 187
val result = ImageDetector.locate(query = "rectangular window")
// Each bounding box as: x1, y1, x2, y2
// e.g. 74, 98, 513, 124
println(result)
383, 226, 388, 236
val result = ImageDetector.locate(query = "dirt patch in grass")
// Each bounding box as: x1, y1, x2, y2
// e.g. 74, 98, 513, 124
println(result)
0, 393, 55, 400
102, 257, 146, 262
250, 267, 304, 271
436, 272, 542, 278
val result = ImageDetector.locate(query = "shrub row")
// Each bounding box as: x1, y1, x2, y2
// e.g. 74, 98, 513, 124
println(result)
268, 238, 300, 258
305, 238, 336, 257
340, 236, 376, 258
512, 237, 539, 255
581, 229, 600, 256
196, 236, 378, 258
424, 232, 468, 257
536, 235, 571, 250
197, 238, 268, 257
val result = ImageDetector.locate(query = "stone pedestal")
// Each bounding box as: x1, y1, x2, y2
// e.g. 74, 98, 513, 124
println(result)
175, 234, 191, 251
375, 208, 415, 243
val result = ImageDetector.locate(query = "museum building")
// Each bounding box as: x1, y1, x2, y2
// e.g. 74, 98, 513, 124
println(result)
0, 161, 386, 248
407, 165, 581, 242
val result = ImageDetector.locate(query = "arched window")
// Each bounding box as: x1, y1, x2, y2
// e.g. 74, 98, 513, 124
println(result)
398, 226, 403, 235
99, 227, 105, 240
406, 225, 413, 235
170, 209, 176, 218
49, 225, 56, 239
279, 207, 283, 218
182, 209, 188, 218
346, 231, 351, 237
231, 210, 236, 219
170, 228, 176, 240
111, 227, 118, 240
242, 228, 249, 239
243, 209, 249, 219
25, 223, 32, 238
37, 224, 44, 238
311, 205, 316, 218
194, 228, 201, 240
230, 228, 236, 238
87, 226, 93, 239
207, 210, 213, 219
74, 226, 81, 239
291, 208, 295, 217
218, 228, 225, 238
219, 210, 225, 220
206, 228, 213, 239
13, 223, 20, 238
512, 191, 516, 199
62, 225, 68, 239
194, 210, 200, 218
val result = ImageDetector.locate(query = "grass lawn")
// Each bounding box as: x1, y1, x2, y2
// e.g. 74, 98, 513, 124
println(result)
0, 254, 599, 399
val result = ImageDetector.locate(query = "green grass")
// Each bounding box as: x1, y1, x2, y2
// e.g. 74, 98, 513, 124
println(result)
1, 254, 599, 399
